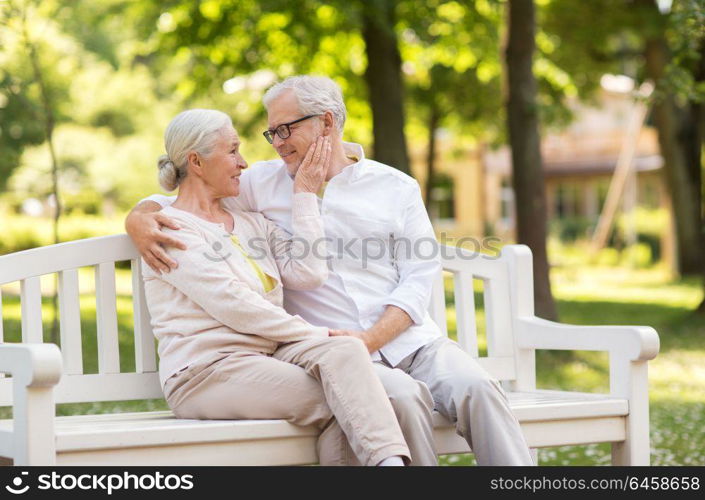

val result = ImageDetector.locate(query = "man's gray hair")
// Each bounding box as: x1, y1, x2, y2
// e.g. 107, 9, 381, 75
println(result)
157, 109, 232, 191
263, 75, 347, 133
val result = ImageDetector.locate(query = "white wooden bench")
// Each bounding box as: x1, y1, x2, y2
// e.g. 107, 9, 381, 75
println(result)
0, 235, 659, 466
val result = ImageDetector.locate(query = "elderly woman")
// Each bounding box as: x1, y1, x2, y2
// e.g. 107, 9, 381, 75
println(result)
142, 109, 409, 466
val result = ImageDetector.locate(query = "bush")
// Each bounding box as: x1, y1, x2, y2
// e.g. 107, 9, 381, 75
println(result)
549, 217, 594, 243
0, 214, 125, 255
595, 247, 621, 266
622, 243, 653, 269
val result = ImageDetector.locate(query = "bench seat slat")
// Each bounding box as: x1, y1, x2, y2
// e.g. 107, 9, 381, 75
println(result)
0, 391, 628, 459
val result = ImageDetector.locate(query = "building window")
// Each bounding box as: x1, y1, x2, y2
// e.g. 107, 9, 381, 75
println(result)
555, 183, 582, 217
500, 178, 515, 230
428, 173, 456, 222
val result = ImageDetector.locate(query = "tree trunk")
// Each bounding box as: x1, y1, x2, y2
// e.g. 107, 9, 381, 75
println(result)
644, 37, 705, 276
692, 40, 705, 313
424, 103, 440, 208
505, 0, 558, 320
361, 0, 411, 175
22, 0, 61, 343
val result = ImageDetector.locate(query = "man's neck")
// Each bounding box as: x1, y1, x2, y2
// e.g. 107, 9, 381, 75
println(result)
325, 141, 357, 181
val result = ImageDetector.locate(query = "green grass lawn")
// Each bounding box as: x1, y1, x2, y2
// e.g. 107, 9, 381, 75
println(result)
1, 264, 703, 465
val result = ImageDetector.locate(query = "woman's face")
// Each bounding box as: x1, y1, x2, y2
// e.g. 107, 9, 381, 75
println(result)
200, 125, 248, 198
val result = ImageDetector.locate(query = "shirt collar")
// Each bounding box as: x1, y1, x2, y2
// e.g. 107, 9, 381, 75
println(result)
338, 142, 367, 182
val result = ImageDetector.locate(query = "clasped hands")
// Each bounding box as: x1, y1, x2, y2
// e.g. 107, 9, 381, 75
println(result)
329, 329, 378, 353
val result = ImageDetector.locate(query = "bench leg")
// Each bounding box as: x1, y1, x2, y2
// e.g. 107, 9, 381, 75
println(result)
609, 359, 651, 466
611, 412, 651, 466
14, 387, 57, 466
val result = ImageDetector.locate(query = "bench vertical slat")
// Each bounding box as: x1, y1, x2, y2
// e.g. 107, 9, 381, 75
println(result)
0, 286, 4, 341
58, 269, 83, 375
453, 271, 479, 357
483, 268, 515, 358
95, 263, 120, 374
20, 277, 43, 343
131, 259, 156, 373
429, 270, 448, 336
0, 288, 4, 379
503, 245, 536, 392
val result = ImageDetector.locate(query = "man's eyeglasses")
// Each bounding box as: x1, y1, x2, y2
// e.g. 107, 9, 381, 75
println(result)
263, 114, 321, 144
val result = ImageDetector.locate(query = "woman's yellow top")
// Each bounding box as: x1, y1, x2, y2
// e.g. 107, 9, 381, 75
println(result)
230, 235, 276, 293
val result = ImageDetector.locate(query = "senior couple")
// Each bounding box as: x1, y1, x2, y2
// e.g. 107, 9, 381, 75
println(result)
127, 75, 534, 466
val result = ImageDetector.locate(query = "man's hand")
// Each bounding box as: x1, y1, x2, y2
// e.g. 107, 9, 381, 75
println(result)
329, 329, 376, 353
294, 136, 331, 194
329, 306, 414, 354
125, 202, 187, 274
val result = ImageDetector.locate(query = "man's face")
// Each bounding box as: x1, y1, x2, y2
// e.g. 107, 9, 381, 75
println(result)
266, 90, 322, 175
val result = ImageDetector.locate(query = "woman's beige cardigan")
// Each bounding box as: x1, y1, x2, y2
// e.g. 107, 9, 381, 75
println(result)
142, 193, 329, 387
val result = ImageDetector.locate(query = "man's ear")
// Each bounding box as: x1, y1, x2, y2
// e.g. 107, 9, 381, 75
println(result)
322, 111, 335, 136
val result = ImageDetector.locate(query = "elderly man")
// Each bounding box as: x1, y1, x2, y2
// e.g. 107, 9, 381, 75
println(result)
126, 75, 533, 466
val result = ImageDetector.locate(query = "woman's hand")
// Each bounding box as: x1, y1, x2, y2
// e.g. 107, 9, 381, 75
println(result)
294, 136, 331, 194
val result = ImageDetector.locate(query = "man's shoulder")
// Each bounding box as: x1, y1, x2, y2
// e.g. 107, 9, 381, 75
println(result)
361, 159, 419, 190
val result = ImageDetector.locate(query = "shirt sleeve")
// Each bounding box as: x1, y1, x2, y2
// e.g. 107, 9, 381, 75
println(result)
139, 194, 176, 208
265, 193, 329, 290
383, 183, 441, 325
157, 220, 328, 342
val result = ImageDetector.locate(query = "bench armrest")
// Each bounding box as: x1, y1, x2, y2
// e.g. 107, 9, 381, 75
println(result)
0, 343, 62, 465
516, 316, 660, 361
0, 343, 63, 386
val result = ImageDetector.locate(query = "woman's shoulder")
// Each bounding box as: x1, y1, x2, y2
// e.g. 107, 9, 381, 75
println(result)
160, 206, 213, 237
223, 206, 270, 232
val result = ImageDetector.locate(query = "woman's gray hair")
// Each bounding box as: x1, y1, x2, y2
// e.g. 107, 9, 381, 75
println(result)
262, 76, 346, 133
157, 109, 233, 191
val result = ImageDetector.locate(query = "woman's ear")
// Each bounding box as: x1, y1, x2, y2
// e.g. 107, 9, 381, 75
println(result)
187, 151, 203, 177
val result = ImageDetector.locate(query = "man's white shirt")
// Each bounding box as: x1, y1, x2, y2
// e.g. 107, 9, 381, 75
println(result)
144, 142, 442, 366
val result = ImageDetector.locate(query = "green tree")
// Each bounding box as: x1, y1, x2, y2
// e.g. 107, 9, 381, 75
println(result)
0, 0, 67, 192
132, 0, 413, 170
401, 0, 504, 205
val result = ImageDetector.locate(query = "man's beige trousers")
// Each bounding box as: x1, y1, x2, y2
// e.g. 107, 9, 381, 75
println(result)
373, 336, 535, 466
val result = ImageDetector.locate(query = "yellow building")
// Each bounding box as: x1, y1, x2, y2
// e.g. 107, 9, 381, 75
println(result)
411, 87, 672, 263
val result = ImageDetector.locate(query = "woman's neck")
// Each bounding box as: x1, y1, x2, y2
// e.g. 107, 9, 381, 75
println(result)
172, 180, 234, 232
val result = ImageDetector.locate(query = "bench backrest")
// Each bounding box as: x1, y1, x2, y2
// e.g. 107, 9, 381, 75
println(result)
430, 245, 529, 382
0, 235, 161, 406
0, 235, 532, 406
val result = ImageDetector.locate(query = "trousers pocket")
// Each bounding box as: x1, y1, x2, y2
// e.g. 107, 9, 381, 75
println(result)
164, 352, 231, 403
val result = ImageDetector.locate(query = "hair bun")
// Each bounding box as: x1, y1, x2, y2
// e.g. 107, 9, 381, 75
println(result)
157, 154, 179, 192
157, 154, 174, 170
